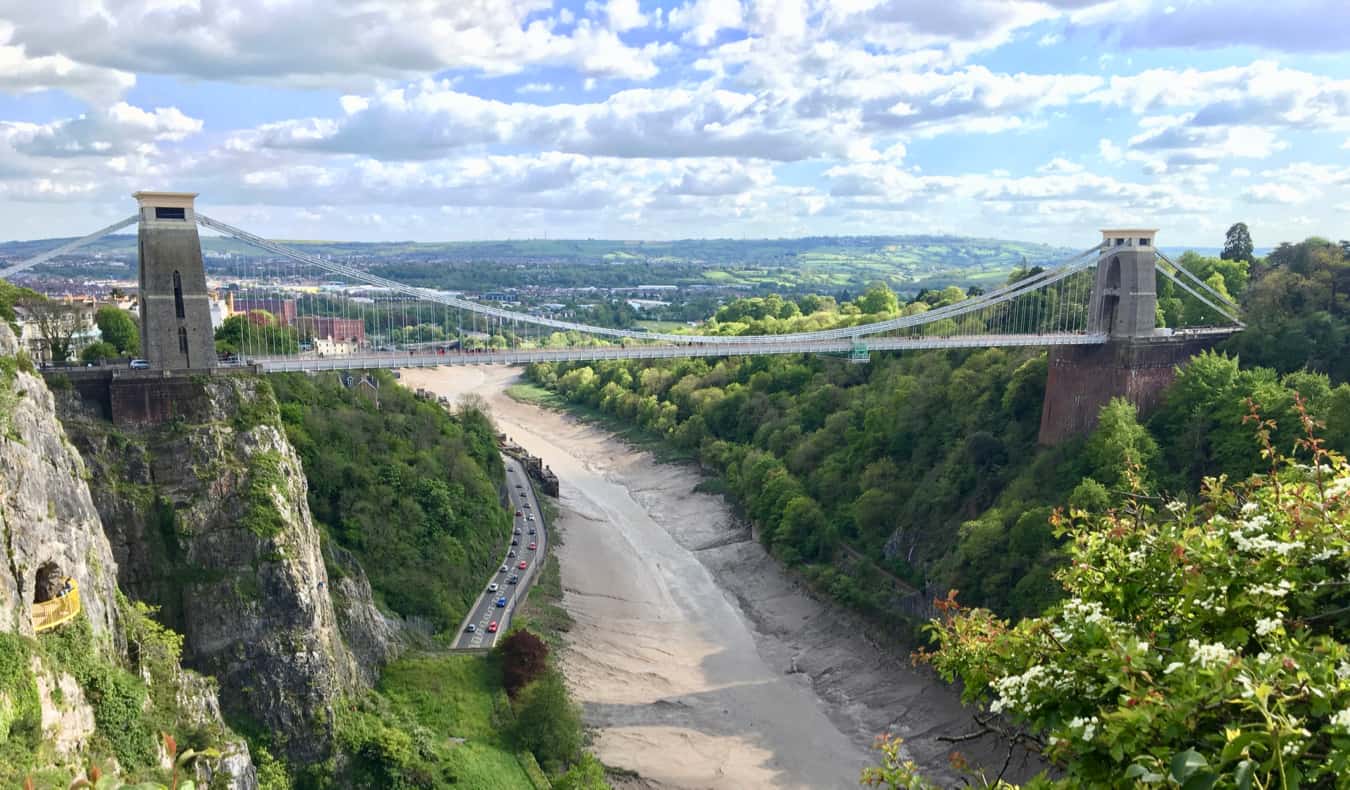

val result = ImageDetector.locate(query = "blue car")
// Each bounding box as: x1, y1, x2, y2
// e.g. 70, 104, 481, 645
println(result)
496, 596, 507, 607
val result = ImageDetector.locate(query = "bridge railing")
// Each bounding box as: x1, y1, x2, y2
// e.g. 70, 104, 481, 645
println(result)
33, 578, 81, 632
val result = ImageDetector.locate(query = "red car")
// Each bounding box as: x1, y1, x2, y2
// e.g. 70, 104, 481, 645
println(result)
515, 510, 522, 517
518, 561, 528, 570
487, 621, 498, 633
528, 542, 537, 550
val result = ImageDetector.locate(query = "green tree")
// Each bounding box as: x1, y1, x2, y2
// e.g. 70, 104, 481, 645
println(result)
918, 438, 1350, 788
80, 341, 119, 363
1221, 221, 1254, 263
552, 753, 609, 790
856, 282, 899, 315
215, 312, 299, 356
20, 296, 81, 362
95, 306, 140, 354
511, 670, 584, 773
1083, 398, 1157, 488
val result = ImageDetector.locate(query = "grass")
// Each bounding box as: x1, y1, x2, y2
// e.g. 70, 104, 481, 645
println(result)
514, 552, 573, 650
376, 651, 536, 788
505, 383, 695, 464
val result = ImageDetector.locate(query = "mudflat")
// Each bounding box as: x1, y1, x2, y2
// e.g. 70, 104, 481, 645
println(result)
401, 366, 1026, 789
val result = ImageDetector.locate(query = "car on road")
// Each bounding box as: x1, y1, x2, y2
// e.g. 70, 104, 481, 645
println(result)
523, 503, 531, 509
500, 564, 508, 572
527, 515, 535, 521
515, 510, 522, 516
507, 550, 517, 558
129, 359, 150, 369
513, 527, 521, 534
515, 484, 523, 489
496, 596, 507, 607
488, 583, 499, 592
510, 538, 519, 546
529, 528, 536, 535
518, 561, 528, 570
465, 623, 476, 633
528, 542, 537, 550
487, 621, 498, 633
508, 575, 519, 584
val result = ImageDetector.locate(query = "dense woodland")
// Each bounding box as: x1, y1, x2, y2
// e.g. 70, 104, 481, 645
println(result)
269, 371, 508, 632
527, 233, 1350, 786
526, 237, 1350, 617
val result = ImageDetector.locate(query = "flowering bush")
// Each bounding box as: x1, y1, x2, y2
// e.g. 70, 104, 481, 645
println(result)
918, 407, 1350, 788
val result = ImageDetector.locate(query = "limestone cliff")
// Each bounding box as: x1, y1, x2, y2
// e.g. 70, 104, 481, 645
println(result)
58, 373, 401, 764
0, 323, 254, 788
0, 325, 118, 639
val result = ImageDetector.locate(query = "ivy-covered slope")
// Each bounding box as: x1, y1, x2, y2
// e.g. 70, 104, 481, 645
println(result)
269, 371, 510, 634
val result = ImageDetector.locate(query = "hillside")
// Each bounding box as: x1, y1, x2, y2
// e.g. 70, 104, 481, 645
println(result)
1, 233, 1074, 294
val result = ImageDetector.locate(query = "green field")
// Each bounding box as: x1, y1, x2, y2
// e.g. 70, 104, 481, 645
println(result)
375, 652, 537, 788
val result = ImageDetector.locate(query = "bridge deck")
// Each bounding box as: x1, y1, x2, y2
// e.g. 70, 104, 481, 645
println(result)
247, 332, 1121, 372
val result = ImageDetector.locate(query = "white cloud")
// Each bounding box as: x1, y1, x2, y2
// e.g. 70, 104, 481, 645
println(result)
1069, 0, 1350, 53
668, 0, 745, 46
0, 33, 134, 102
518, 82, 558, 94
661, 160, 774, 195
235, 80, 863, 162
1241, 183, 1307, 204
2, 102, 202, 158
0, 0, 677, 89
1090, 61, 1350, 131
601, 0, 649, 32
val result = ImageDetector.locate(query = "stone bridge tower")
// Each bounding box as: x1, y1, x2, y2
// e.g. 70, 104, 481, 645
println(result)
1038, 229, 1216, 445
134, 192, 215, 370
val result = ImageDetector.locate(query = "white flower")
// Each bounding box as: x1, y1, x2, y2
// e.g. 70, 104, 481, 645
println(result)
1337, 661, 1350, 680
1241, 500, 1260, 515
1188, 639, 1237, 669
1068, 716, 1099, 742
1137, 641, 1149, 653
1164, 662, 1185, 675
1331, 709, 1350, 729
1166, 500, 1187, 515
1250, 580, 1294, 598
1255, 617, 1281, 637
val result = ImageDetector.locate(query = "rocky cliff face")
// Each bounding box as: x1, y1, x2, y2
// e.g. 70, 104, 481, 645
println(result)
0, 325, 119, 640
0, 323, 255, 788
58, 374, 400, 764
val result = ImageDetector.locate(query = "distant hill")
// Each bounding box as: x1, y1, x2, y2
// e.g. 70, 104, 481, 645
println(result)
0, 233, 1078, 294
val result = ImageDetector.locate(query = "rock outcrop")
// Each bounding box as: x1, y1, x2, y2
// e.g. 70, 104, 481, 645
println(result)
1, 323, 255, 788
326, 544, 406, 687
0, 322, 119, 639
59, 375, 370, 764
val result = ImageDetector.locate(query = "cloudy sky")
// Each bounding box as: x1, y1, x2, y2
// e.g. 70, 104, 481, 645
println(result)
1, 0, 1347, 245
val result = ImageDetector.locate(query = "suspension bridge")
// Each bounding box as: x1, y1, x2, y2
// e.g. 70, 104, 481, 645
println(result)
2, 192, 1243, 442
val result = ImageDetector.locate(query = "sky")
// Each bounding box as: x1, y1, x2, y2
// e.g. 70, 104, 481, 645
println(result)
0, 0, 1347, 246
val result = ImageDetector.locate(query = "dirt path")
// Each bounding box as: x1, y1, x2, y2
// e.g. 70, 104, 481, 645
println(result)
401, 367, 1029, 789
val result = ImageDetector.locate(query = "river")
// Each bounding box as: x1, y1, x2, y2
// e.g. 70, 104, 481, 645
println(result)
401, 366, 1028, 789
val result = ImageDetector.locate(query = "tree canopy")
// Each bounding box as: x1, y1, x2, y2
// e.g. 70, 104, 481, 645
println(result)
918, 421, 1350, 788
94, 306, 139, 355
1222, 221, 1255, 263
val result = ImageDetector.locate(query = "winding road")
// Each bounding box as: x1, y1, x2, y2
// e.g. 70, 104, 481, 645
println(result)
452, 455, 548, 649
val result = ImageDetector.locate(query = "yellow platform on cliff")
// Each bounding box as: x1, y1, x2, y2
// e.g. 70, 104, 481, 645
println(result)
33, 578, 80, 632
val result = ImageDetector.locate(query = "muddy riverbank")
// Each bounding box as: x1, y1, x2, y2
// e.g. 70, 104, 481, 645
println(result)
401, 367, 1031, 789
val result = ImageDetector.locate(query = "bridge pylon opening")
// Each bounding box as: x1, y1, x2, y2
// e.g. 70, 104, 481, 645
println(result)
1088, 230, 1157, 339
